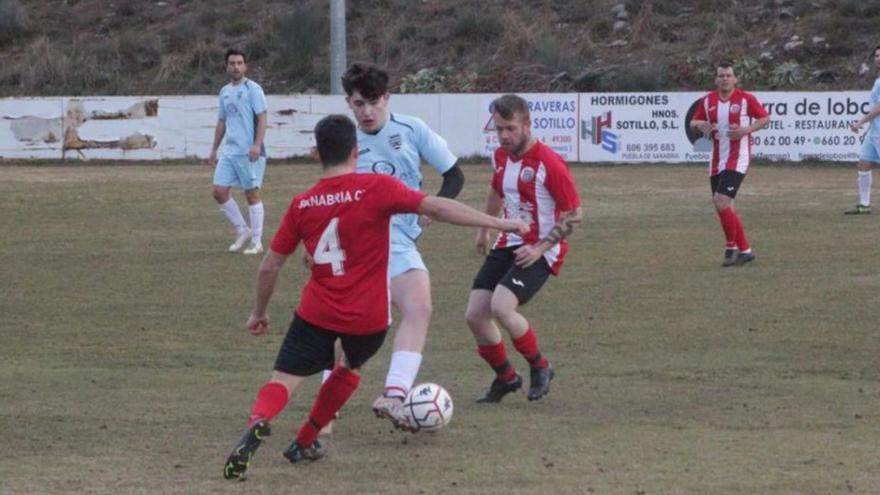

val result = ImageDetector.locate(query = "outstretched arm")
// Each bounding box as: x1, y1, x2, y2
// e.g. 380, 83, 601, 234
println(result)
419, 196, 526, 234
247, 249, 289, 335
514, 207, 583, 268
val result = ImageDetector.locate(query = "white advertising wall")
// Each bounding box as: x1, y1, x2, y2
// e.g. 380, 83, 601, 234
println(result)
0, 92, 869, 162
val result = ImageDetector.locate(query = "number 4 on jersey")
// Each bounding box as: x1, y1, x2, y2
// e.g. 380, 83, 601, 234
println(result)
314, 217, 346, 275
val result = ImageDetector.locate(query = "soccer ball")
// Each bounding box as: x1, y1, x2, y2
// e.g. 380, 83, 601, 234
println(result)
402, 383, 453, 432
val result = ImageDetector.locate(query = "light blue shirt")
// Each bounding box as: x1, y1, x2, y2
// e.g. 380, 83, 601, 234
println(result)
218, 79, 267, 156
869, 78, 880, 138
356, 113, 457, 244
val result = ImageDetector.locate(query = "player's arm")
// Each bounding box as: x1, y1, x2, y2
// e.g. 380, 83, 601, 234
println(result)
851, 104, 880, 133
514, 207, 583, 268
729, 116, 770, 140
249, 112, 268, 161
208, 119, 226, 167
472, 187, 504, 254
418, 195, 527, 235
436, 164, 465, 199
247, 249, 290, 336
689, 98, 714, 136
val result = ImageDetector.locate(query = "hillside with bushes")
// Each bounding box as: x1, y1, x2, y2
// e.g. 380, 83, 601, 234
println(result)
1, 0, 879, 96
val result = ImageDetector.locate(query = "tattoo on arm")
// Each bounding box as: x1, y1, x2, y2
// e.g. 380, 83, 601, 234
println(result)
542, 210, 580, 246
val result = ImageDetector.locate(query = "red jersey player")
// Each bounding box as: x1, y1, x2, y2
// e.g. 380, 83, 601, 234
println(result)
465, 94, 582, 403
690, 61, 770, 266
223, 115, 527, 480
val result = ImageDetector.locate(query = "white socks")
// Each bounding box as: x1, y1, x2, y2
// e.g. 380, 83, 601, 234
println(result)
220, 198, 248, 234
384, 351, 423, 399
858, 170, 872, 206
249, 202, 264, 243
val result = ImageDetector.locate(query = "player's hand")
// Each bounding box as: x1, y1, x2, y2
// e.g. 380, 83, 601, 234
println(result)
247, 312, 270, 336
207, 150, 218, 168
727, 124, 749, 141
301, 252, 315, 270
500, 218, 529, 236
248, 145, 261, 161
418, 214, 433, 228
850, 122, 863, 134
693, 121, 714, 137
475, 228, 491, 255
513, 243, 544, 268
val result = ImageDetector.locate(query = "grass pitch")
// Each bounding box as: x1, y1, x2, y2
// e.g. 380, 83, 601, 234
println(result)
1, 163, 879, 494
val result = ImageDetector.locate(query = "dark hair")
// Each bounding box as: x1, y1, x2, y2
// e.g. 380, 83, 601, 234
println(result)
717, 60, 735, 74
314, 114, 357, 166
225, 48, 247, 64
341, 62, 390, 100
491, 94, 530, 120
873, 45, 880, 57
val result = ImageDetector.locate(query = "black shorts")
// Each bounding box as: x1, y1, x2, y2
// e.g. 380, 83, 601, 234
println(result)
471, 246, 552, 305
710, 170, 746, 199
273, 313, 387, 376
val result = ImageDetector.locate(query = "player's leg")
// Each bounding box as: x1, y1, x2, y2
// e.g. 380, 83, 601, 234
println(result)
241, 156, 267, 254
213, 155, 250, 252
491, 259, 554, 401
286, 329, 387, 462
371, 248, 430, 429
845, 143, 875, 214
713, 171, 751, 266
466, 248, 522, 402
223, 315, 334, 479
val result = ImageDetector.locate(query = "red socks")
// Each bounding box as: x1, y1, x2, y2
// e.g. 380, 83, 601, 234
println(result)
295, 367, 360, 448
248, 381, 289, 426
717, 207, 738, 249
731, 212, 750, 252
718, 206, 750, 251
513, 327, 549, 369
477, 342, 517, 382
478, 326, 549, 378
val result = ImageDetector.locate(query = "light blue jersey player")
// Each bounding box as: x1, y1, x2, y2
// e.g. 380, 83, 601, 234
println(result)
846, 45, 880, 214
356, 113, 457, 276
209, 49, 269, 253
328, 63, 465, 432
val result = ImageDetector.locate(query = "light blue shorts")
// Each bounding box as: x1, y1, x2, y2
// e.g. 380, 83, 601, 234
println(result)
214, 154, 266, 190
389, 245, 427, 279
859, 136, 880, 163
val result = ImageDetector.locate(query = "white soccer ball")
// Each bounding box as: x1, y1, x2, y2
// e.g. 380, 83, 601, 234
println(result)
402, 382, 453, 432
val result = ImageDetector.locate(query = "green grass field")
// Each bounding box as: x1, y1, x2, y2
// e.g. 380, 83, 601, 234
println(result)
1, 163, 879, 494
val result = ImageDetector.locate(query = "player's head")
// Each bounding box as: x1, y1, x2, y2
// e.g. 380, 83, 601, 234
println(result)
715, 61, 737, 93
872, 45, 880, 67
225, 48, 247, 81
492, 94, 532, 157
314, 114, 358, 168
342, 63, 391, 134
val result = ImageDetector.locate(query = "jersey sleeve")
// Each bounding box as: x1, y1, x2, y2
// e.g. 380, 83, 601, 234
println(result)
415, 118, 457, 175
270, 201, 301, 255
870, 80, 880, 105
691, 96, 707, 121
543, 155, 581, 212
250, 84, 268, 115
490, 149, 505, 196
376, 175, 427, 215
745, 93, 769, 119
217, 91, 226, 121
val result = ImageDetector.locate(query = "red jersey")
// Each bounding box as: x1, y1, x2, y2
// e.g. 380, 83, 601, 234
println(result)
691, 88, 769, 176
491, 140, 581, 275
271, 173, 426, 334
